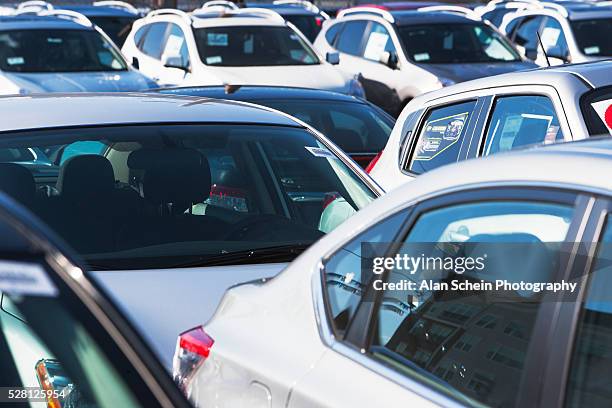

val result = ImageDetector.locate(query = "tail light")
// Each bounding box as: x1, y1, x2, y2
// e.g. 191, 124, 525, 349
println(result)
173, 326, 214, 392
365, 151, 383, 173
315, 16, 323, 26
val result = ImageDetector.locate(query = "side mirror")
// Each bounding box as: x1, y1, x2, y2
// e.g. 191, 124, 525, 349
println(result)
162, 53, 190, 72
132, 56, 140, 70
379, 51, 398, 69
546, 47, 570, 64
326, 51, 340, 65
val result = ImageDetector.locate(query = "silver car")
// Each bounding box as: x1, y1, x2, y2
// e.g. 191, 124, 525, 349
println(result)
370, 60, 612, 191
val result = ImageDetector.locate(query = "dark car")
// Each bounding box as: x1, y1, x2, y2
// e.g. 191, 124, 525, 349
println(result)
61, 2, 140, 46
156, 85, 395, 169
245, 0, 329, 41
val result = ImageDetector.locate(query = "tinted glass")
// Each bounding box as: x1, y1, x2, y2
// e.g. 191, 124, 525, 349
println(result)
541, 17, 568, 57
513, 16, 543, 54
484, 95, 564, 155
0, 125, 376, 270
323, 210, 408, 336
336, 20, 368, 56
566, 219, 612, 407
371, 201, 573, 406
325, 22, 342, 45
194, 26, 318, 66
140, 22, 168, 59
408, 100, 477, 175
482, 8, 514, 27
398, 23, 520, 63
363, 22, 396, 62
258, 100, 393, 153
580, 88, 612, 136
284, 14, 320, 41
89, 16, 137, 47
571, 19, 612, 57
0, 29, 127, 72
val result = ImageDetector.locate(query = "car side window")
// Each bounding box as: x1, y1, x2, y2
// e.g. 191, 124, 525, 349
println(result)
407, 100, 477, 175
505, 16, 523, 38
368, 199, 574, 406
325, 22, 342, 46
513, 16, 544, 57
133, 25, 149, 48
363, 22, 396, 62
140, 22, 169, 59
322, 210, 408, 337
483, 95, 564, 156
336, 20, 368, 56
541, 17, 568, 58
565, 218, 612, 407
163, 23, 190, 66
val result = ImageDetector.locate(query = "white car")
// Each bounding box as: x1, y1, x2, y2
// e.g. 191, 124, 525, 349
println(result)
499, 1, 612, 66
174, 137, 612, 408
369, 60, 612, 191
121, 7, 364, 96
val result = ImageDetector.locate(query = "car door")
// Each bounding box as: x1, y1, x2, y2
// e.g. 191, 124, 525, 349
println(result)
133, 22, 170, 82
0, 192, 190, 408
353, 21, 404, 116
290, 186, 588, 407
156, 23, 192, 86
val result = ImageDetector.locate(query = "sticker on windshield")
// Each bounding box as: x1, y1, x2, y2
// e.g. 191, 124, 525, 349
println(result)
164, 34, 184, 55
592, 99, 612, 135
414, 112, 469, 161
363, 32, 389, 61
47, 37, 63, 44
0, 261, 58, 297
413, 53, 430, 62
207, 33, 228, 47
6, 57, 24, 66
206, 56, 222, 65
584, 46, 600, 55
306, 146, 337, 159
541, 27, 560, 48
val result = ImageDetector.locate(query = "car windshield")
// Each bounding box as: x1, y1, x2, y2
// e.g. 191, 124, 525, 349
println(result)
571, 18, 612, 57
398, 23, 521, 63
194, 25, 319, 66
0, 124, 376, 270
89, 16, 137, 47
0, 29, 127, 73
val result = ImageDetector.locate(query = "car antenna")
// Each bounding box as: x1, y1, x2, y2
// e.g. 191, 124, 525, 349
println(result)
536, 31, 551, 67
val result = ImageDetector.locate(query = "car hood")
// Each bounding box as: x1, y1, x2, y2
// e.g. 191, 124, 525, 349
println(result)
90, 262, 288, 369
202, 64, 351, 93
419, 61, 537, 83
2, 70, 156, 93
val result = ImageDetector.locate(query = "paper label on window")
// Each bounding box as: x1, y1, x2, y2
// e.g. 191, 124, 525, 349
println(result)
584, 46, 600, 55
0, 261, 58, 297
7, 57, 24, 65
207, 33, 228, 46
206, 56, 222, 65
541, 27, 560, 48
592, 99, 612, 135
164, 34, 184, 55
363, 32, 389, 61
306, 146, 337, 159
414, 112, 469, 161
413, 53, 430, 62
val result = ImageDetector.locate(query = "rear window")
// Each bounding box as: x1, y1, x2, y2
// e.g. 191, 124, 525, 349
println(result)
581, 87, 612, 136
194, 25, 319, 66
90, 16, 137, 47
283, 14, 321, 41
0, 124, 376, 270
0, 29, 127, 72
571, 18, 612, 57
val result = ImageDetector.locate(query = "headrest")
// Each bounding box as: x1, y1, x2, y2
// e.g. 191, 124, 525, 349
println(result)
57, 155, 115, 200
128, 149, 211, 205
0, 163, 36, 206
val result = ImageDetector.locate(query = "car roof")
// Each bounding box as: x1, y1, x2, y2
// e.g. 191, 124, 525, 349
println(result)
0, 93, 303, 133
244, 3, 318, 16
155, 85, 365, 103
61, 5, 139, 18
391, 10, 484, 26
191, 13, 287, 27
565, 4, 612, 20
0, 14, 93, 30
413, 60, 612, 104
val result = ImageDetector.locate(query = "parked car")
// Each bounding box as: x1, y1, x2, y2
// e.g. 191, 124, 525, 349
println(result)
61, 1, 141, 47
313, 6, 535, 116
245, 0, 330, 41
156, 85, 395, 168
475, 0, 540, 27
0, 12, 156, 94
0, 92, 381, 368
0, 190, 190, 407
500, 1, 612, 65
121, 7, 365, 96
174, 137, 612, 408
369, 60, 612, 191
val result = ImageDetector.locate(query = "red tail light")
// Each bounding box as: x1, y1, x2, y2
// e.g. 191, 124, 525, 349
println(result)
173, 326, 214, 392
315, 16, 323, 26
365, 151, 383, 173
